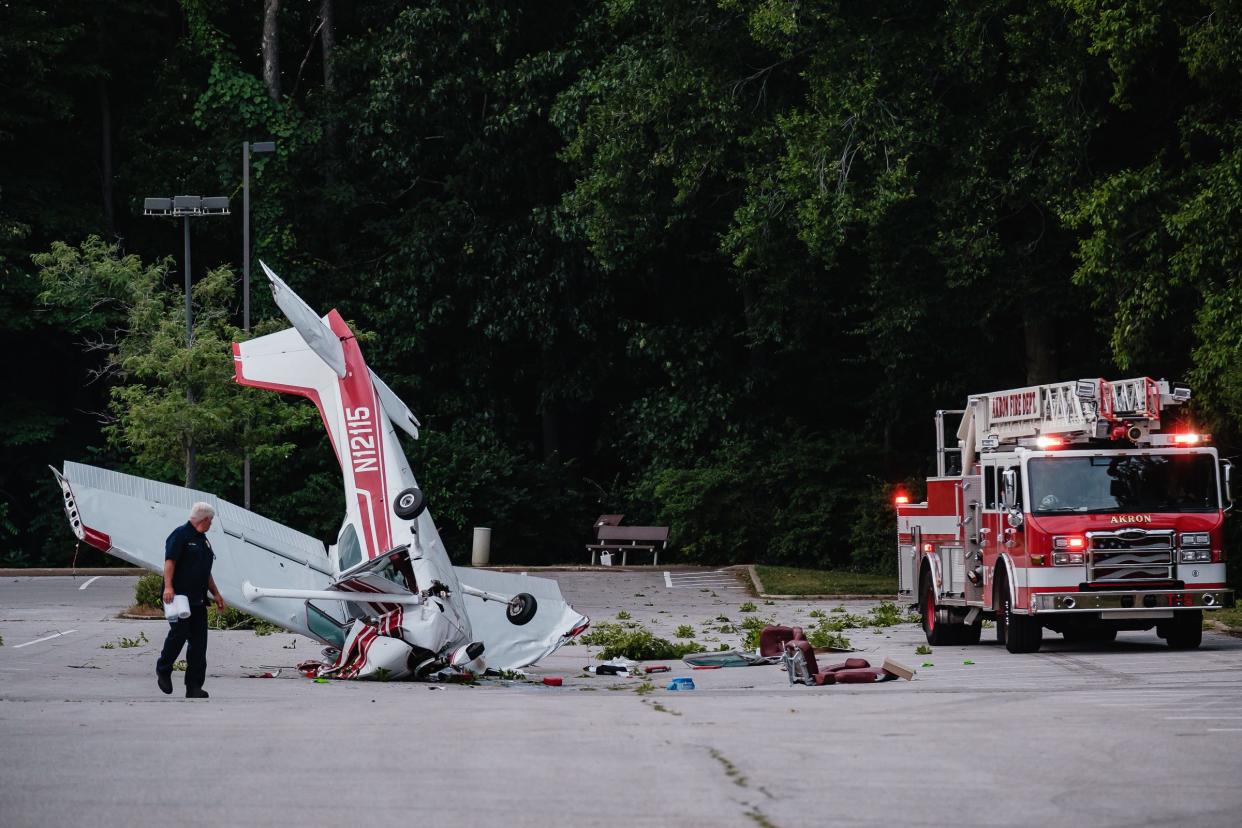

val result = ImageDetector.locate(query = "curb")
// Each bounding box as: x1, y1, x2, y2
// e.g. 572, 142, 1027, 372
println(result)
743, 564, 898, 601
0, 568, 143, 577
1206, 619, 1242, 638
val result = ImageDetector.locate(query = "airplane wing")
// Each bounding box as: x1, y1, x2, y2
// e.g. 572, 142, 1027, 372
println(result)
453, 567, 589, 669
53, 461, 333, 639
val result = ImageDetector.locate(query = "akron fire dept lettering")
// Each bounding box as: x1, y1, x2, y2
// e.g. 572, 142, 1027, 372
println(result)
1111, 514, 1153, 524
991, 390, 1038, 420
345, 406, 379, 473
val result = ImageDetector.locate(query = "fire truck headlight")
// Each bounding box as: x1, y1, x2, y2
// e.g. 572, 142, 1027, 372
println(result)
1052, 551, 1085, 566
1053, 535, 1086, 551
1179, 549, 1212, 563
1179, 532, 1210, 547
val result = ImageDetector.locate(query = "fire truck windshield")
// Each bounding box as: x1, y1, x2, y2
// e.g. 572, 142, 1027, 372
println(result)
1028, 453, 1219, 515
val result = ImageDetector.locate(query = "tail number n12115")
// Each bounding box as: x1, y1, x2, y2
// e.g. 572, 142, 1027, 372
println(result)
345, 407, 379, 473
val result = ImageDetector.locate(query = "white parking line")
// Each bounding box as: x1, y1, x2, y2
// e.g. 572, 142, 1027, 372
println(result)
664, 572, 672, 588
78, 576, 102, 590
13, 630, 78, 649
1206, 728, 1242, 732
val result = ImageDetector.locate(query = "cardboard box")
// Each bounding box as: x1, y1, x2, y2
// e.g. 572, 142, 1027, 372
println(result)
881, 657, 916, 681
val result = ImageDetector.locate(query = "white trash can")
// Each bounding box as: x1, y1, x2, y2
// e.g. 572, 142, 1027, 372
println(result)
471, 527, 492, 567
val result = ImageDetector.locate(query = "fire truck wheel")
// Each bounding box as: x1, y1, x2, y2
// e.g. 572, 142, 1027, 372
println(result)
920, 571, 960, 645
1161, 611, 1202, 650
958, 620, 982, 645
998, 574, 1042, 654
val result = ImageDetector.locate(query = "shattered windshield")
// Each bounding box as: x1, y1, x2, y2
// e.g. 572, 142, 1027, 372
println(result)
1027, 453, 1219, 515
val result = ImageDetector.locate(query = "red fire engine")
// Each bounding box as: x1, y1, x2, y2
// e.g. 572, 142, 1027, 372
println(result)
897, 377, 1236, 653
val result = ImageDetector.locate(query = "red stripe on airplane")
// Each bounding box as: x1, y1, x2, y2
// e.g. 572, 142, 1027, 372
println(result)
327, 311, 392, 559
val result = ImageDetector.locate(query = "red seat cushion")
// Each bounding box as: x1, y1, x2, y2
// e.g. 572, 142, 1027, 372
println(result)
759, 625, 805, 657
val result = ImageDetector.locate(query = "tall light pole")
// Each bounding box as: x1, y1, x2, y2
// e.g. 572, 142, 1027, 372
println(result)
143, 195, 231, 490
242, 140, 275, 511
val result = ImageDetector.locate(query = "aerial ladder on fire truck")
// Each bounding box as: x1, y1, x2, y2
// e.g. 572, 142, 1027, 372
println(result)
944, 377, 1193, 476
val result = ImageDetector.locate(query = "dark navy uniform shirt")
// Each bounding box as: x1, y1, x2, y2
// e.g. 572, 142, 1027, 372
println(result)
165, 522, 214, 605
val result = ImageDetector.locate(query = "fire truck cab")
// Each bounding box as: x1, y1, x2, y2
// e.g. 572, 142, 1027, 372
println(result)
897, 377, 1235, 653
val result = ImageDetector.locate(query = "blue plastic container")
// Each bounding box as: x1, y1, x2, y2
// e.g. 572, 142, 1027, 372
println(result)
666, 677, 695, 691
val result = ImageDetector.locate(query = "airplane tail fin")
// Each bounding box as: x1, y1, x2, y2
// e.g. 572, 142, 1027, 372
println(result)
235, 262, 421, 441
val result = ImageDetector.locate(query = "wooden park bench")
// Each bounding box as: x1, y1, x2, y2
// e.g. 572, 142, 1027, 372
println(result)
586, 522, 669, 566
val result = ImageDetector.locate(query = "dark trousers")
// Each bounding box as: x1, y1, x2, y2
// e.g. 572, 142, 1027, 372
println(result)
157, 604, 208, 689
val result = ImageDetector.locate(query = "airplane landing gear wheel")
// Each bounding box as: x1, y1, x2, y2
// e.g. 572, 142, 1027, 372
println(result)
393, 488, 426, 520
506, 592, 538, 626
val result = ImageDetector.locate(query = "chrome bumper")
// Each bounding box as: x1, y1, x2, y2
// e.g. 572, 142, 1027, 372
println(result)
1033, 589, 1235, 614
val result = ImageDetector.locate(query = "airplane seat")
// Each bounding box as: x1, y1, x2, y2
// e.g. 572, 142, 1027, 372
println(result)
758, 625, 806, 658
783, 640, 877, 686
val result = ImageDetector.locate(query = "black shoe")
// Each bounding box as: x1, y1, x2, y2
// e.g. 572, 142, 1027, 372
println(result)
157, 672, 172, 695
185, 687, 209, 699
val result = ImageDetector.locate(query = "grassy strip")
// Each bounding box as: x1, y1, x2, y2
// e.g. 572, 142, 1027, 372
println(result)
1207, 606, 1242, 631
755, 565, 897, 596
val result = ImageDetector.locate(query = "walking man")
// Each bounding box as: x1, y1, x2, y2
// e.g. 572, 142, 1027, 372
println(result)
156, 502, 225, 698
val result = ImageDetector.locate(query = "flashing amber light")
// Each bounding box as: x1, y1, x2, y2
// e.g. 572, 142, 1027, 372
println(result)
1173, 433, 1202, 445
1034, 436, 1064, 449
895, 494, 910, 505
1067, 537, 1085, 550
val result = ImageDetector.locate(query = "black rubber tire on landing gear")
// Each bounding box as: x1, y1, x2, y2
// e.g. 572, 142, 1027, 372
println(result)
506, 592, 538, 626
998, 572, 1042, 654
1161, 610, 1203, 650
393, 488, 426, 520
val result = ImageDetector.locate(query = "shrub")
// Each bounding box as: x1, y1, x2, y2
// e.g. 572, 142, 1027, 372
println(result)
134, 573, 164, 608
806, 625, 852, 650
652, 431, 859, 568
580, 622, 705, 660
738, 615, 777, 650
208, 606, 279, 635
674, 625, 695, 639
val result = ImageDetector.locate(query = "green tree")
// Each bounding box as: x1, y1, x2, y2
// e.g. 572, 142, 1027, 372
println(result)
37, 236, 313, 496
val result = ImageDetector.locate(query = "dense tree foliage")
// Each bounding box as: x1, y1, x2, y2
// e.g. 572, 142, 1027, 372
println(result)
2, 1, 1238, 579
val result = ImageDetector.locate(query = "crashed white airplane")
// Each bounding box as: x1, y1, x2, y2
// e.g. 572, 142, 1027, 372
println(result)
53, 263, 589, 680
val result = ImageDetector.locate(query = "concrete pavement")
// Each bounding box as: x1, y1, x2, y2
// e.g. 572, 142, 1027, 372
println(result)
2, 571, 1241, 827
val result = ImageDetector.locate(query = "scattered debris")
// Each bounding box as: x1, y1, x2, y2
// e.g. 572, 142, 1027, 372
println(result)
682, 650, 772, 668
667, 677, 695, 691
542, 677, 563, 686
921, 662, 934, 667
880, 657, 916, 681
915, 644, 932, 655
783, 645, 898, 686
963, 659, 975, 665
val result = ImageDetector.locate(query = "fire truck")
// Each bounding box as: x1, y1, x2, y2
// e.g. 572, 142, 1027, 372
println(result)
896, 377, 1235, 653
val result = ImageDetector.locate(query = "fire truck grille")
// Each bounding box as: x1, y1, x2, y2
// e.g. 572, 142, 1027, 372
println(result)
1086, 529, 1174, 582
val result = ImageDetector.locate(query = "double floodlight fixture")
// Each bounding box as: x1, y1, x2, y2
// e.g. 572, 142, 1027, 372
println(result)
144, 195, 231, 216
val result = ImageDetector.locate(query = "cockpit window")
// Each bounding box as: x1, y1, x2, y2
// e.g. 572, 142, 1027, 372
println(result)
336, 524, 362, 571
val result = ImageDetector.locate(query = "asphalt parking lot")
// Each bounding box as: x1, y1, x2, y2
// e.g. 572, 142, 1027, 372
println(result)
3, 570, 1241, 827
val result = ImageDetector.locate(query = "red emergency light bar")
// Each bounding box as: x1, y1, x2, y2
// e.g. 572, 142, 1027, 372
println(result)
894, 494, 910, 505
1173, 433, 1202, 445
1034, 436, 1064, 449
